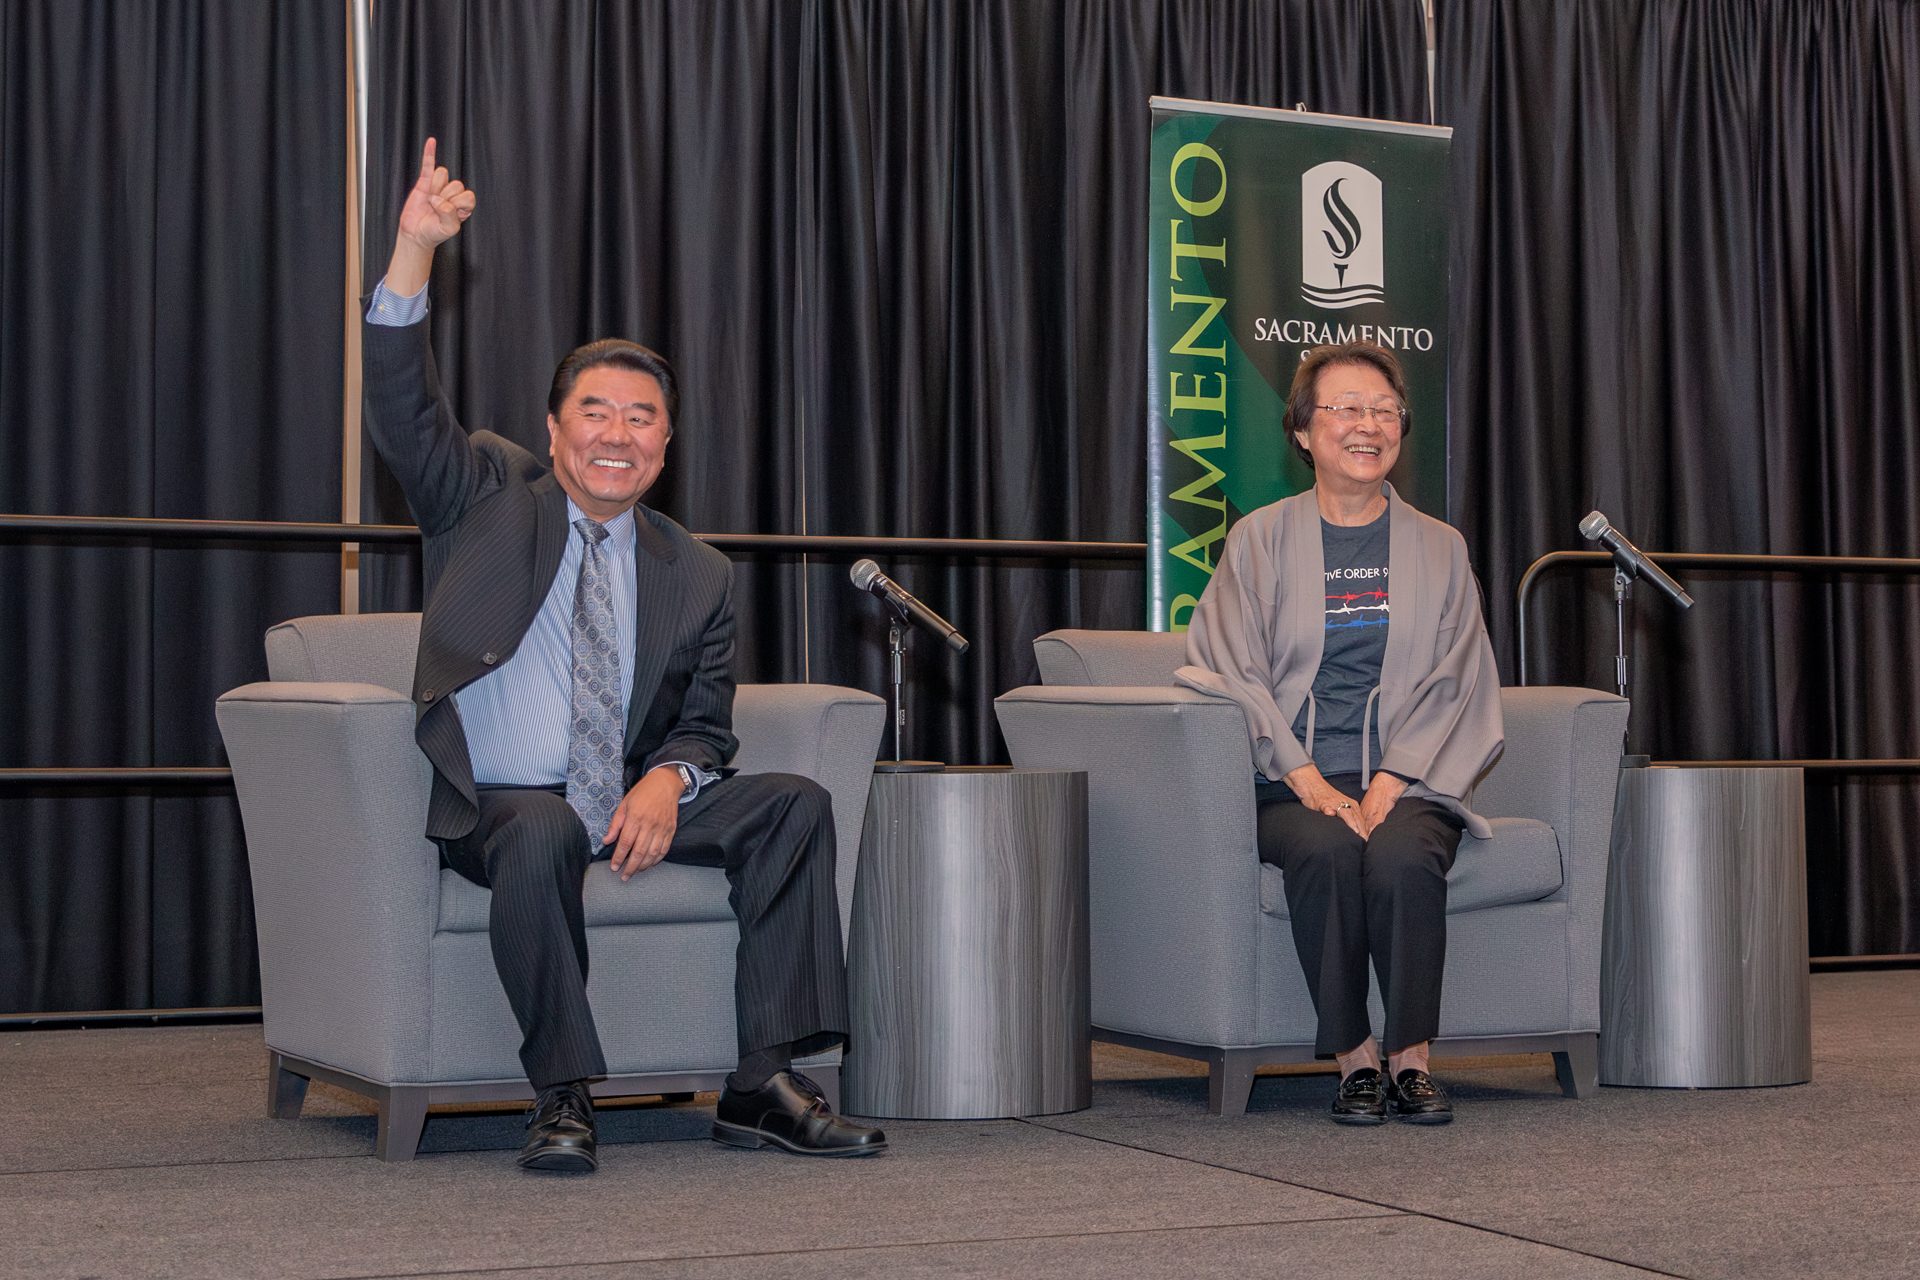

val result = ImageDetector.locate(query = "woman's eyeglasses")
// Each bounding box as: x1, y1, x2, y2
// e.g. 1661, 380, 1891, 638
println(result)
1315, 403, 1405, 426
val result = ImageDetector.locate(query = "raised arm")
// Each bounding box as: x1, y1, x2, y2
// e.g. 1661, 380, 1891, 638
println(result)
362, 138, 485, 537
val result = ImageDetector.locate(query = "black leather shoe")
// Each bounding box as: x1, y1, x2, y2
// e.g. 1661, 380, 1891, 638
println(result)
1331, 1067, 1389, 1125
518, 1081, 597, 1172
713, 1070, 887, 1157
1388, 1068, 1454, 1124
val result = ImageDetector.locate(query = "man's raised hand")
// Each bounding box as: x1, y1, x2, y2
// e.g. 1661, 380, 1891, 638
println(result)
400, 137, 475, 248
384, 137, 475, 297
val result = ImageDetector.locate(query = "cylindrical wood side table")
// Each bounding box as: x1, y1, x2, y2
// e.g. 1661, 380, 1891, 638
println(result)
843, 767, 1090, 1119
1600, 766, 1811, 1088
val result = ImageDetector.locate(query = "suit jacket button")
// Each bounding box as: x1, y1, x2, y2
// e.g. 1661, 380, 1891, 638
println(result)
421, 688, 435, 701
482, 652, 498, 665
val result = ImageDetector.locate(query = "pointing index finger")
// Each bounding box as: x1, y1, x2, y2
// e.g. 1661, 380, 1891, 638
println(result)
418, 137, 437, 186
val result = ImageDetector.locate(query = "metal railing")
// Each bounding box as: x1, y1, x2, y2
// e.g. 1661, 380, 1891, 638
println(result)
20, 527, 1920, 780
1521, 546, 1920, 970
0, 1004, 264, 1030
1516, 548, 1920, 773
0, 513, 1147, 787
0, 513, 1148, 560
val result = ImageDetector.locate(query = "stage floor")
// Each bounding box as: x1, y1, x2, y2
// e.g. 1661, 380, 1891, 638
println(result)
4, 971, 1914, 1279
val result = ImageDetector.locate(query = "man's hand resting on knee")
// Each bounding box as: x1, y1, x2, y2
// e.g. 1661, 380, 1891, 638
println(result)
604, 766, 688, 880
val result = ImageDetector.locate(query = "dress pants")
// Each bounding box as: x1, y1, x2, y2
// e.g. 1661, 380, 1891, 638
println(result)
1256, 773, 1464, 1056
439, 773, 849, 1090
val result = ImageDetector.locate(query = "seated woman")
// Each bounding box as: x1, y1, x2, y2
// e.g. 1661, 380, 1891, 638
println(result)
1178, 341, 1503, 1126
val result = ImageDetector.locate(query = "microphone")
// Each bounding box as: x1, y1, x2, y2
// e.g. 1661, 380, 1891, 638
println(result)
850, 560, 971, 653
1579, 511, 1694, 609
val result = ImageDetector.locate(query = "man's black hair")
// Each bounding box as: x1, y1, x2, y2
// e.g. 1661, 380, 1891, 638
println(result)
548, 339, 679, 429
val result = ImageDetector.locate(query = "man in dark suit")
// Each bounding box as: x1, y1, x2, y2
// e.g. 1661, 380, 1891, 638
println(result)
361, 138, 884, 1171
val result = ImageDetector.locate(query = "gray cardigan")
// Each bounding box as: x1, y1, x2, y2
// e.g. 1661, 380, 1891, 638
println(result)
1177, 484, 1505, 838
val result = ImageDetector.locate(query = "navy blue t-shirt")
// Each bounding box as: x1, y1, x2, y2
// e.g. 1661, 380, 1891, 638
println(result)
1289, 510, 1390, 778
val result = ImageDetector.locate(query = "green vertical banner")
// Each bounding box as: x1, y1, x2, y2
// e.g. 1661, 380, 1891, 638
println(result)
1147, 98, 1452, 631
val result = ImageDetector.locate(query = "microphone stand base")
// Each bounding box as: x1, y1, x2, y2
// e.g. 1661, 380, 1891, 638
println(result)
874, 760, 945, 774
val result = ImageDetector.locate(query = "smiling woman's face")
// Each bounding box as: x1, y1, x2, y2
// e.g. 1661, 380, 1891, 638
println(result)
1295, 360, 1403, 493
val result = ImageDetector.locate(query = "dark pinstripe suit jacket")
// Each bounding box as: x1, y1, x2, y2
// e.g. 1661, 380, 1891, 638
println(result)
361, 316, 740, 842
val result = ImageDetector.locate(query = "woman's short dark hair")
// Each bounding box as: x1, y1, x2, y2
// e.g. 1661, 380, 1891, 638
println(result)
548, 339, 679, 431
1284, 341, 1410, 469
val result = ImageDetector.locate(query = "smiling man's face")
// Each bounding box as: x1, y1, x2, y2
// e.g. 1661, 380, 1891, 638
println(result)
546, 365, 670, 521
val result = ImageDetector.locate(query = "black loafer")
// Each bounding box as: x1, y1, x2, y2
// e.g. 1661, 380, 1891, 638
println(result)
713, 1070, 887, 1157
1331, 1067, 1389, 1125
1388, 1068, 1454, 1124
517, 1081, 598, 1172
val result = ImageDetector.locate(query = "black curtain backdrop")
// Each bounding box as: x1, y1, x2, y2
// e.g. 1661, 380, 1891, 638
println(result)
15, 0, 1917, 1014
1438, 0, 1920, 954
359, 0, 1428, 767
0, 3, 346, 1011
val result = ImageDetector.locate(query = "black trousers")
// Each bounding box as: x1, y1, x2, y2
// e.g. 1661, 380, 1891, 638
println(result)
440, 773, 850, 1090
1256, 773, 1464, 1057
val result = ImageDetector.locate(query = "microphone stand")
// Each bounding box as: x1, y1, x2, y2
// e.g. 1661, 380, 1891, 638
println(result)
1612, 567, 1632, 701
874, 597, 944, 774
1580, 512, 1691, 708
888, 611, 906, 761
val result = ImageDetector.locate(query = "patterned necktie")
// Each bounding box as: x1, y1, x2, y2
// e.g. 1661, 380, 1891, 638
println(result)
566, 518, 624, 845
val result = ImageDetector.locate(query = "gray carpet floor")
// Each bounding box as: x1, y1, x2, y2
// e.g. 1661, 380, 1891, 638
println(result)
4, 972, 1914, 1279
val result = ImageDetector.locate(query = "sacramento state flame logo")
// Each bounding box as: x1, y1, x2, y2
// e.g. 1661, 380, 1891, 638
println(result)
1300, 161, 1385, 309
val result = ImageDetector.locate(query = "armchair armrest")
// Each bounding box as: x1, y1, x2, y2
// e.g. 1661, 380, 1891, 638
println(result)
994, 685, 1268, 1044
1476, 685, 1630, 1030
214, 682, 438, 1082
731, 684, 886, 939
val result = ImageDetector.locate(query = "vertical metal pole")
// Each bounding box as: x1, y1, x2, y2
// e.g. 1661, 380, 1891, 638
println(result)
792, 3, 815, 682
354, 0, 369, 224
1425, 0, 1437, 125
340, 0, 371, 613
889, 616, 905, 762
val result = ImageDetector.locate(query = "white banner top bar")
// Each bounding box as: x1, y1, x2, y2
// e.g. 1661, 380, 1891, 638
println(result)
1148, 96, 1452, 141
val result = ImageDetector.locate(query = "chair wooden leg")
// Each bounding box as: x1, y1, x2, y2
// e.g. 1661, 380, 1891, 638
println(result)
267, 1051, 310, 1119
1554, 1033, 1599, 1099
1208, 1049, 1260, 1116
375, 1087, 431, 1162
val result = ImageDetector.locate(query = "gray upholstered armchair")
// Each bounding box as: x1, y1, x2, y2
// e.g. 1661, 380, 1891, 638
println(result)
993, 629, 1628, 1115
214, 613, 885, 1160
